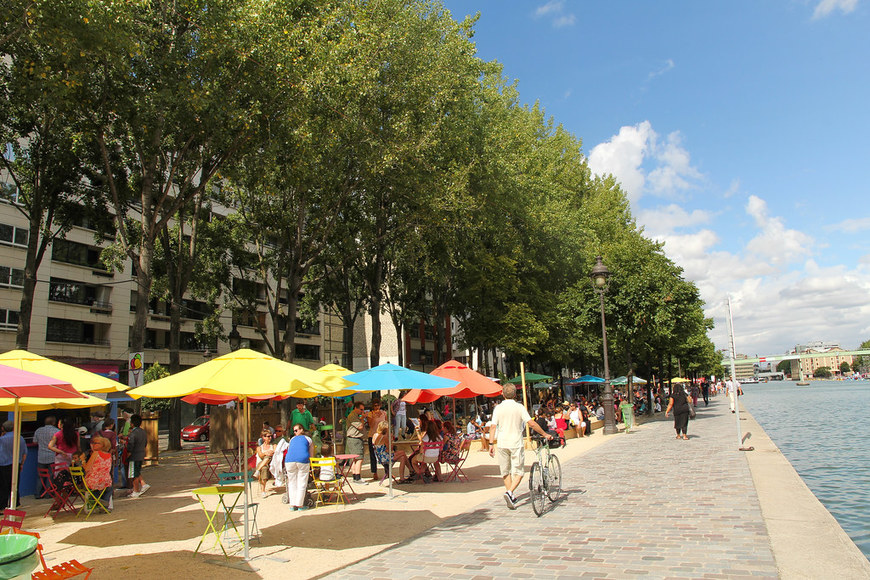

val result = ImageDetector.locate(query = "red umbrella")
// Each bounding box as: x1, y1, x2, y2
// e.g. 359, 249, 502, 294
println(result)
0, 363, 85, 509
402, 360, 502, 404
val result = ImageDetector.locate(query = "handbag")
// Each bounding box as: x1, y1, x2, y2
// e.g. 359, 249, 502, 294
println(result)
688, 405, 696, 419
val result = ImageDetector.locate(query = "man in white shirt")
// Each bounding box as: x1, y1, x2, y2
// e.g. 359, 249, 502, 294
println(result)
489, 384, 552, 510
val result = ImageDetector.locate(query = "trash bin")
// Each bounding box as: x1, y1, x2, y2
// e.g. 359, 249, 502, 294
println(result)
0, 533, 39, 580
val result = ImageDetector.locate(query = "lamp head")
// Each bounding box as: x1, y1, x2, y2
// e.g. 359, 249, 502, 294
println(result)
590, 256, 610, 289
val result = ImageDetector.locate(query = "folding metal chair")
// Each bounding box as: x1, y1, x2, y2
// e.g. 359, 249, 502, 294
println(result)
13, 529, 93, 579
0, 508, 25, 533
38, 468, 78, 518
68, 467, 111, 519
413, 441, 445, 483
442, 438, 471, 483
192, 446, 221, 483
309, 457, 346, 505
216, 472, 259, 540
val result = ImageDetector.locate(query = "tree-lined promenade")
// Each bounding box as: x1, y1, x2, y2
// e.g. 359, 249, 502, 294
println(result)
2, 2, 721, 405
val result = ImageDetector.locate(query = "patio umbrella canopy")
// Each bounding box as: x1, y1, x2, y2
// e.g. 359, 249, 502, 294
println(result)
505, 372, 552, 384
0, 350, 127, 393
0, 364, 91, 509
566, 375, 604, 385
402, 360, 502, 404
127, 349, 354, 400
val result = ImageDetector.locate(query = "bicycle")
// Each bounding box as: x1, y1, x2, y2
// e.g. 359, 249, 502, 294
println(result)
529, 434, 562, 516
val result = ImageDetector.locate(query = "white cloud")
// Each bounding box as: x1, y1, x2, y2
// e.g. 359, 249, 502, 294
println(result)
744, 195, 814, 264
830, 216, 870, 232
813, 0, 858, 19
648, 59, 675, 80
636, 204, 714, 237
724, 179, 740, 198
535, 1, 563, 16
534, 1, 576, 27
588, 121, 702, 203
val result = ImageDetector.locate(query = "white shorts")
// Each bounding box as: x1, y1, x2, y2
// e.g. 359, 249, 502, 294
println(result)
496, 446, 525, 478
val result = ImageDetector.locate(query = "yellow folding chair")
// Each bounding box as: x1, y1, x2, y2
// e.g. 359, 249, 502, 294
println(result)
309, 457, 346, 506
68, 467, 111, 520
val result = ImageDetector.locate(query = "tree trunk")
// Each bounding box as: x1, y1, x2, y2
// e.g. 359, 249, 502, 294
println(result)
369, 295, 382, 369
166, 296, 182, 451
340, 300, 355, 371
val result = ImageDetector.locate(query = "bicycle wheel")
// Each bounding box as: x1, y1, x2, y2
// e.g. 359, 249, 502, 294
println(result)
546, 454, 561, 501
529, 461, 546, 517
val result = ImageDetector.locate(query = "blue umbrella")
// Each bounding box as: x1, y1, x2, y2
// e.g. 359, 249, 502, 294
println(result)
343, 363, 458, 497
345, 363, 459, 392
566, 375, 604, 385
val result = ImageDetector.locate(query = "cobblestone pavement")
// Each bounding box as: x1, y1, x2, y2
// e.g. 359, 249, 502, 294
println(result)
325, 397, 778, 579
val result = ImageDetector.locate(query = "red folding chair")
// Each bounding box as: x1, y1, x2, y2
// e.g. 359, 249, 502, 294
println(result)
13, 529, 93, 579
0, 508, 25, 533
443, 438, 471, 483
38, 468, 78, 518
192, 446, 221, 483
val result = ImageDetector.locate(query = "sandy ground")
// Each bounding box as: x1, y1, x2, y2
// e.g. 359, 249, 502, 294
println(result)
17, 431, 610, 579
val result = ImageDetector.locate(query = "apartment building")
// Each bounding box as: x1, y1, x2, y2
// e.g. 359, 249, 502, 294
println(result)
0, 193, 345, 381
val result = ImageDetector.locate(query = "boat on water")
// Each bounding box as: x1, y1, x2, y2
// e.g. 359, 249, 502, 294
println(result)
796, 382, 810, 386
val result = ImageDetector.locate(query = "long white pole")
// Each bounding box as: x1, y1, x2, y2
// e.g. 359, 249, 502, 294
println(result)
10, 399, 21, 509
727, 296, 744, 450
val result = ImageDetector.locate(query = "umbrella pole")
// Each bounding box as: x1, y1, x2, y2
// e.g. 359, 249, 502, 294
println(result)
11, 400, 21, 509
387, 401, 393, 499
520, 362, 530, 441
243, 399, 251, 561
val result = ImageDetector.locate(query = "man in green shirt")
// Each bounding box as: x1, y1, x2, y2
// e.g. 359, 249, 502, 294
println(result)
290, 401, 315, 433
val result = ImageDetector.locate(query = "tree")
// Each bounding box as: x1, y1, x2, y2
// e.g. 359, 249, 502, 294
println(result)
839, 361, 850, 374
813, 366, 832, 378
853, 339, 870, 373
1, 0, 103, 348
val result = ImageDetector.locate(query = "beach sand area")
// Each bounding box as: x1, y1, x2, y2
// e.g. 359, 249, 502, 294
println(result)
17, 433, 609, 579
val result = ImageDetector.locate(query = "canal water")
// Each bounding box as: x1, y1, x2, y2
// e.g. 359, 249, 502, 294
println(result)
741, 380, 870, 559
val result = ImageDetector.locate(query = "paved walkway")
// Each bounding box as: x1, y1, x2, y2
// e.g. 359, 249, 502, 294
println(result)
325, 397, 778, 579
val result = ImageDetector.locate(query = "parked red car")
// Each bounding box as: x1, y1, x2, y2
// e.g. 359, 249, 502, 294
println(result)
181, 415, 210, 442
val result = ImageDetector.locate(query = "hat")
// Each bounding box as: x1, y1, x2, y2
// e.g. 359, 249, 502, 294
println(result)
562, 401, 569, 405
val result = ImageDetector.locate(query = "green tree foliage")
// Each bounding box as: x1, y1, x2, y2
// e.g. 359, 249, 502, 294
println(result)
839, 361, 851, 374
813, 366, 832, 378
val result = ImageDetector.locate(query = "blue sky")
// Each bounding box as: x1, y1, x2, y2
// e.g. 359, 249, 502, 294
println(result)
442, 0, 870, 357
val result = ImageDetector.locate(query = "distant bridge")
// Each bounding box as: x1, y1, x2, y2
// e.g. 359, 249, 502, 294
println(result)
721, 349, 870, 366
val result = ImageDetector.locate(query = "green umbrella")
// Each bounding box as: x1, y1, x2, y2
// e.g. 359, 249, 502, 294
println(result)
506, 372, 552, 384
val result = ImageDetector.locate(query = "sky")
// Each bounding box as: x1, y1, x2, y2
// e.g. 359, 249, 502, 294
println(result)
442, 0, 870, 358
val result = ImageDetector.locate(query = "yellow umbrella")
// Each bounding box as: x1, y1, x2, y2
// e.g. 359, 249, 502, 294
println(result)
0, 350, 127, 393
671, 377, 690, 383
126, 349, 354, 400
126, 349, 356, 561
0, 392, 109, 412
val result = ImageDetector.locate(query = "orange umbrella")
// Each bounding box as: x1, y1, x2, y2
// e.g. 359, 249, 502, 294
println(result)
402, 360, 502, 404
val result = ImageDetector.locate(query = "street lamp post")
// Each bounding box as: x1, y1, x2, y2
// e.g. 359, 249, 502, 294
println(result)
591, 256, 618, 435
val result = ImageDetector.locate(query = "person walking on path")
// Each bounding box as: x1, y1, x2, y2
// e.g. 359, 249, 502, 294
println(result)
701, 379, 710, 406
33, 415, 59, 497
126, 414, 149, 498
665, 384, 691, 440
0, 420, 26, 509
727, 378, 738, 413
489, 384, 552, 510
284, 424, 314, 511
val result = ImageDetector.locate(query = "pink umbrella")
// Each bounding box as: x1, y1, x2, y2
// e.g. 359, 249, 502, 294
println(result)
0, 363, 84, 508
402, 360, 502, 404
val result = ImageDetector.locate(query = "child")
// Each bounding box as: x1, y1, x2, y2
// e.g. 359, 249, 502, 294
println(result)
373, 421, 411, 484
318, 443, 335, 482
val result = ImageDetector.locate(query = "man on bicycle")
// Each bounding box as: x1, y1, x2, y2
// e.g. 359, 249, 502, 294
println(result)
489, 383, 553, 509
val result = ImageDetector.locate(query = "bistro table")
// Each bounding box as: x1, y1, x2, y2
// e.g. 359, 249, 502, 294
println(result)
192, 485, 245, 557
333, 454, 360, 501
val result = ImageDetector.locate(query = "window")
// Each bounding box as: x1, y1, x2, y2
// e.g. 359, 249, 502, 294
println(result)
0, 266, 25, 288
46, 317, 99, 344
51, 239, 107, 270
0, 183, 22, 205
0, 309, 19, 331
48, 277, 97, 306
295, 319, 320, 335
294, 344, 320, 361
0, 223, 28, 247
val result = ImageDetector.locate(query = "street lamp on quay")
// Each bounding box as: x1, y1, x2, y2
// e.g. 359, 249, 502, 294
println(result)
591, 256, 618, 435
